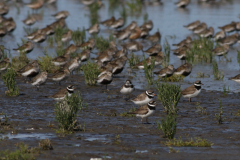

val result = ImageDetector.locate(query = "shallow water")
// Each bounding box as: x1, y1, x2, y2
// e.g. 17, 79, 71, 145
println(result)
1, 0, 240, 92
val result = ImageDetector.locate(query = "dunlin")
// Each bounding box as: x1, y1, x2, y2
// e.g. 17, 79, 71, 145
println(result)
87, 23, 100, 34
17, 60, 40, 80
214, 30, 225, 41
52, 11, 69, 20
26, 0, 44, 10
173, 36, 192, 48
174, 63, 192, 76
31, 71, 48, 90
48, 68, 70, 85
199, 27, 214, 38
184, 20, 200, 30
144, 44, 162, 56
193, 22, 207, 34
175, 0, 191, 8
154, 65, 175, 78
146, 31, 161, 43
0, 58, 10, 73
218, 33, 238, 46
100, 16, 115, 28
111, 17, 124, 29
79, 49, 91, 62
140, 20, 153, 31
62, 30, 72, 43
218, 22, 236, 33
212, 44, 229, 56
13, 41, 34, 53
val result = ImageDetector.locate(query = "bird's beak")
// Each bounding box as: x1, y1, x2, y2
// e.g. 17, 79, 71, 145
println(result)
153, 94, 156, 96
201, 83, 203, 85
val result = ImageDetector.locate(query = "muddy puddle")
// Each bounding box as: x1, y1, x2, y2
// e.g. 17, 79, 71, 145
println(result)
1, 0, 240, 159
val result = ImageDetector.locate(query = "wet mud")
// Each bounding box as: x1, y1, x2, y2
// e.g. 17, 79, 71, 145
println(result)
1, 74, 240, 159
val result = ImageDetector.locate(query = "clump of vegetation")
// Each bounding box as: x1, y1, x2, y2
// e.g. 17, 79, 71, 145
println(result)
11, 53, 30, 71
72, 28, 86, 46
126, 0, 142, 16
113, 134, 121, 145
54, 27, 68, 45
237, 50, 240, 66
196, 102, 209, 115
55, 46, 65, 57
235, 110, 240, 116
155, 82, 181, 114
1, 68, 19, 97
157, 114, 177, 139
89, 2, 100, 25
212, 60, 224, 80
215, 99, 225, 124
119, 4, 127, 23
47, 36, 54, 47
0, 142, 40, 160
82, 61, 100, 86
0, 46, 10, 61
95, 36, 109, 52
161, 75, 185, 82
163, 137, 213, 147
169, 147, 179, 153
55, 91, 86, 133
39, 139, 53, 150
128, 53, 142, 69
120, 106, 136, 117
186, 37, 214, 64
223, 85, 229, 96
143, 55, 155, 85
196, 72, 210, 78
37, 55, 59, 73
162, 39, 171, 68
94, 35, 115, 52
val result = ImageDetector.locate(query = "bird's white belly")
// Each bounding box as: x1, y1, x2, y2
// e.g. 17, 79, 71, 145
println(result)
120, 87, 134, 95
52, 75, 65, 81
22, 68, 37, 77
174, 70, 184, 75
132, 97, 152, 106
232, 79, 240, 83
183, 89, 201, 98
136, 109, 155, 118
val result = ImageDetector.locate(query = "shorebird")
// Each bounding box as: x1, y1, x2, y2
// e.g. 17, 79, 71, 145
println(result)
26, 0, 44, 11
52, 11, 69, 20
120, 80, 135, 99
182, 80, 203, 102
218, 22, 236, 33
175, 0, 191, 8
87, 23, 100, 34
31, 71, 48, 90
212, 44, 229, 56
146, 31, 161, 43
174, 63, 192, 76
48, 85, 75, 101
17, 60, 40, 80
131, 90, 155, 106
13, 41, 34, 54
184, 20, 200, 31
128, 101, 156, 124
154, 65, 175, 78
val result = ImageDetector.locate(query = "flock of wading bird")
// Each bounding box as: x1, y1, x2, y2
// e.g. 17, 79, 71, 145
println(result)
0, 0, 240, 123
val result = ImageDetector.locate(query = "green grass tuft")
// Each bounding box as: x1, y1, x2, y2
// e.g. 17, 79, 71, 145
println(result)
82, 61, 100, 86
1, 68, 19, 97
163, 137, 213, 147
